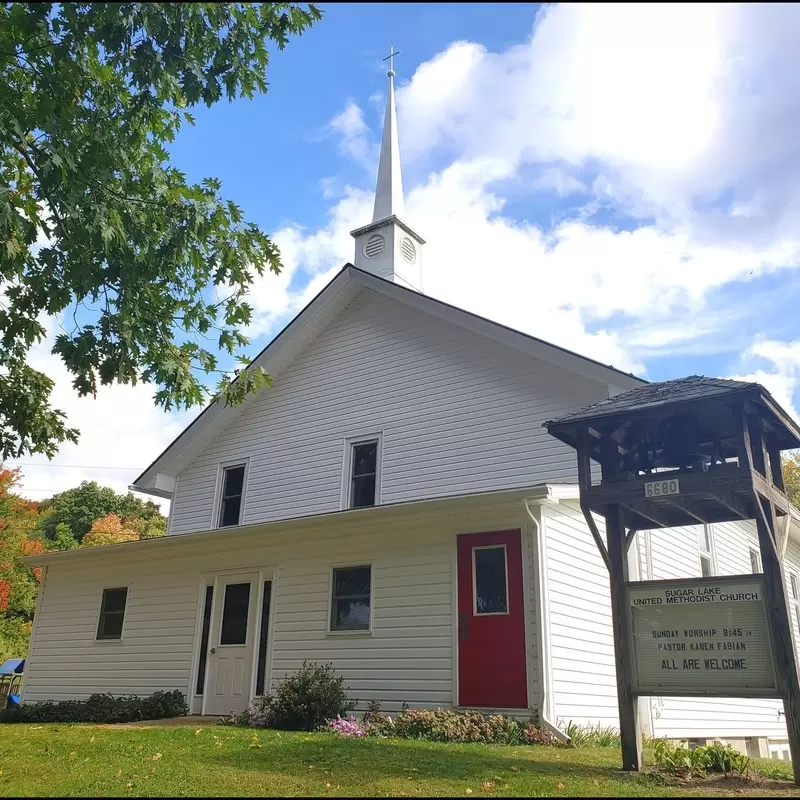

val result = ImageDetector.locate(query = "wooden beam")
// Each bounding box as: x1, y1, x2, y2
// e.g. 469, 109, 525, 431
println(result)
577, 429, 592, 492
663, 495, 708, 524
605, 504, 642, 771
767, 439, 786, 492
752, 469, 790, 516
754, 496, 800, 784
708, 489, 751, 521
582, 463, 749, 514
625, 527, 638, 550
625, 500, 676, 529
581, 504, 611, 572
737, 403, 754, 471
747, 411, 769, 480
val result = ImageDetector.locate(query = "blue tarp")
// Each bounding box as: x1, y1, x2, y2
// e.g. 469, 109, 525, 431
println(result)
0, 659, 24, 676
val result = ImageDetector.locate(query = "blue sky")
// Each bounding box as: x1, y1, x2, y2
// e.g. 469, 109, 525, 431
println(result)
16, 3, 800, 505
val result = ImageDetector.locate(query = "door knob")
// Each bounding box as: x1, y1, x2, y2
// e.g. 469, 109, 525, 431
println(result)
210, 647, 216, 655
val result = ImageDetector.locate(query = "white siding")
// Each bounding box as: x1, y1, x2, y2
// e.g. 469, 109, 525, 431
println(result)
544, 502, 620, 727
24, 495, 539, 714
544, 500, 799, 740
169, 289, 607, 535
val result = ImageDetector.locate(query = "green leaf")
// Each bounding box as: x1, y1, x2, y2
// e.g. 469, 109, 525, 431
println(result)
0, 2, 322, 458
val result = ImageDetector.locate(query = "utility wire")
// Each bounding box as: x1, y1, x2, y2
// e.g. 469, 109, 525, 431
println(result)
6, 462, 143, 471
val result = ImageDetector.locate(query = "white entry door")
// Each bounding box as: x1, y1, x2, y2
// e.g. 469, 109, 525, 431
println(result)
204, 573, 259, 716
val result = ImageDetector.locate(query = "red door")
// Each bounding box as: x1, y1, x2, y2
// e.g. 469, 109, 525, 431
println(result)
457, 529, 528, 709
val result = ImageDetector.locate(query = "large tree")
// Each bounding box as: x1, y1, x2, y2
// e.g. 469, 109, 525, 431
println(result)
0, 2, 321, 459
36, 479, 164, 543
0, 466, 41, 660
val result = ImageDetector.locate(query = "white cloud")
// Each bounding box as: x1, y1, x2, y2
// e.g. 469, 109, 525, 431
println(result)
264, 3, 800, 405
731, 339, 800, 422
11, 318, 188, 513
329, 102, 377, 172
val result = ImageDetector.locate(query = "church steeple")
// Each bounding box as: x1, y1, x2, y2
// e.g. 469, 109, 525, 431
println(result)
351, 47, 425, 292
372, 47, 404, 222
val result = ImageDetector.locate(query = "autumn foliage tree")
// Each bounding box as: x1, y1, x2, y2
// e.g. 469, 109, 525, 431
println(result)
783, 452, 800, 509
81, 514, 140, 547
0, 467, 42, 660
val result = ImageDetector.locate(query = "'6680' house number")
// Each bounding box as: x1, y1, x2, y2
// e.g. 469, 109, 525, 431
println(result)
644, 478, 680, 498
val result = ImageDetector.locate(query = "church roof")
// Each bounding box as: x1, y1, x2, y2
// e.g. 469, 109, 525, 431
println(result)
132, 264, 646, 497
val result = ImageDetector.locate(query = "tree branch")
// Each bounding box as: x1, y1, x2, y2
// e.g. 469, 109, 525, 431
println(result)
9, 139, 65, 230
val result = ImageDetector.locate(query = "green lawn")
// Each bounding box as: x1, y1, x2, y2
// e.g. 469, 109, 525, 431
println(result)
0, 724, 797, 797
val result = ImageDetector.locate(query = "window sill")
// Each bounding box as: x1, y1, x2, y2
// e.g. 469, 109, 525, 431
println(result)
327, 629, 373, 638
93, 638, 124, 645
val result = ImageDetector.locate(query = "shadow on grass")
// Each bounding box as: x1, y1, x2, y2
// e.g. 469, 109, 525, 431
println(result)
209, 735, 636, 785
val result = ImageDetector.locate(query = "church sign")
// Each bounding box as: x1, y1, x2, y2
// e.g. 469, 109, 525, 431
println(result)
627, 575, 779, 697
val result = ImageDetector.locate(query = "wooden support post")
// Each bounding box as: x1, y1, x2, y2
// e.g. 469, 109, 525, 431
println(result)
605, 503, 642, 772
755, 496, 800, 785
768, 439, 785, 492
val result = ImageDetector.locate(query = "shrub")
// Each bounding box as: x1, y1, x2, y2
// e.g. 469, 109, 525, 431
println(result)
374, 707, 557, 746
561, 720, 621, 748
227, 662, 355, 731
0, 690, 187, 724
651, 738, 750, 780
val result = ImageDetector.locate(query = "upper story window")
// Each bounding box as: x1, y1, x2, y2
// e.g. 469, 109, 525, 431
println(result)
219, 464, 246, 527
750, 547, 762, 573
696, 524, 715, 577
96, 587, 128, 640
348, 439, 380, 509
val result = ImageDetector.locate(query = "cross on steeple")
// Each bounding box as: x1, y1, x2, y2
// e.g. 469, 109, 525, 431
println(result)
383, 46, 400, 76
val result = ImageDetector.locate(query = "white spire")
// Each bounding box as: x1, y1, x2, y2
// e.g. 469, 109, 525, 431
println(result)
372, 46, 404, 222
350, 46, 424, 292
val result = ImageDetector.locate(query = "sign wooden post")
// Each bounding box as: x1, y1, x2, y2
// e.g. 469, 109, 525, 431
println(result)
545, 377, 800, 785
606, 504, 642, 771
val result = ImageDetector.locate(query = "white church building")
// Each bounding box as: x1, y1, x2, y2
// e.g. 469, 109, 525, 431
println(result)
21, 59, 800, 760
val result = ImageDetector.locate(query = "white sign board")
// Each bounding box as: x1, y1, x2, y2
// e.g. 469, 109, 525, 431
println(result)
628, 576, 779, 697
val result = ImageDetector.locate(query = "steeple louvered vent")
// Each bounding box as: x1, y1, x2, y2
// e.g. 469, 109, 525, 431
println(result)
364, 234, 385, 259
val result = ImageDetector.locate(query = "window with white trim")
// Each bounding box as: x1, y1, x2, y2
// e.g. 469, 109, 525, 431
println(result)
96, 587, 128, 640
330, 566, 371, 632
697, 524, 715, 577
789, 571, 800, 637
750, 547, 762, 573
218, 464, 246, 527
348, 440, 379, 508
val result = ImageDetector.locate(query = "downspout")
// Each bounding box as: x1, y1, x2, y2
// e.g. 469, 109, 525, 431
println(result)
524, 497, 571, 744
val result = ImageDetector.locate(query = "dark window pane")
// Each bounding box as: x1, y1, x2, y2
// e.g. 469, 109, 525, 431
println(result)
700, 555, 712, 577
195, 586, 214, 695
99, 612, 124, 639
96, 588, 128, 640
334, 567, 371, 598
220, 496, 242, 527
474, 547, 508, 614
331, 567, 371, 631
351, 475, 376, 508
220, 582, 251, 645
255, 582, 272, 696
102, 588, 128, 614
332, 599, 371, 631
224, 466, 245, 497
352, 442, 377, 477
